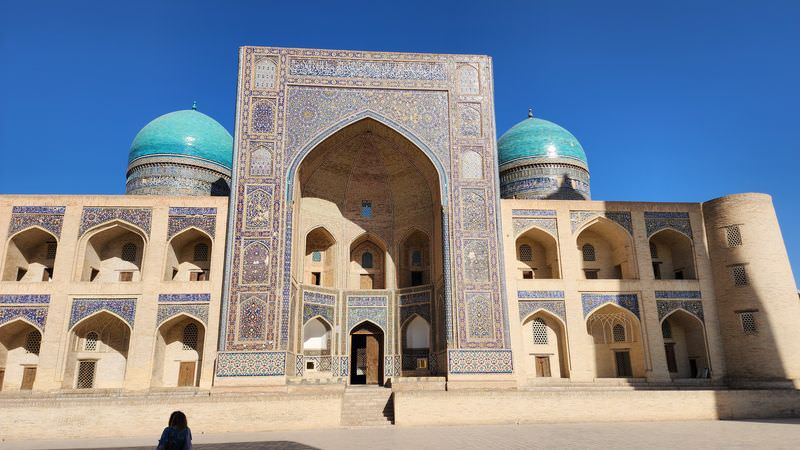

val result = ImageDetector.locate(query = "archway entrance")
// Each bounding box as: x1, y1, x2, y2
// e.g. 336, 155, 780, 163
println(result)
350, 322, 383, 385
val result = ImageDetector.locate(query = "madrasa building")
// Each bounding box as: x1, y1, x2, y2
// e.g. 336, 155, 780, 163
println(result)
1, 46, 800, 434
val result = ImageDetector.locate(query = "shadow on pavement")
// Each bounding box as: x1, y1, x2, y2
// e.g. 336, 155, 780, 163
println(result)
82, 442, 319, 450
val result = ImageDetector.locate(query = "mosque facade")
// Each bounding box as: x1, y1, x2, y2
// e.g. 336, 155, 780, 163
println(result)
1, 47, 799, 423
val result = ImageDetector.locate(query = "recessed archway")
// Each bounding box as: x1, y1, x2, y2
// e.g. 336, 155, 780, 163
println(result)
661, 309, 709, 378
151, 314, 205, 387
649, 229, 697, 280
164, 228, 212, 282
302, 317, 332, 374
398, 229, 431, 288
401, 315, 431, 374
521, 311, 569, 378
304, 227, 336, 288
350, 321, 384, 385
586, 304, 645, 378
78, 222, 146, 282
576, 219, 637, 280
2, 228, 58, 282
63, 311, 131, 389
515, 227, 560, 279
0, 319, 42, 391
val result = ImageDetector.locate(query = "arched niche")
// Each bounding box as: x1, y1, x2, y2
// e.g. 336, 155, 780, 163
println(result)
576, 219, 637, 280
649, 229, 697, 280
585, 304, 645, 378
661, 309, 709, 379
78, 222, 146, 282
401, 315, 431, 374
521, 311, 569, 379
151, 315, 205, 388
398, 229, 431, 288
302, 317, 332, 374
164, 228, 212, 282
304, 227, 336, 288
0, 319, 42, 391
63, 311, 131, 389
515, 227, 560, 279
2, 228, 57, 282
349, 321, 384, 385
350, 235, 386, 290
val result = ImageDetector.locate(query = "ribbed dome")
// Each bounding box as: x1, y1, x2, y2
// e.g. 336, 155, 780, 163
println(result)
128, 108, 233, 169
497, 117, 587, 168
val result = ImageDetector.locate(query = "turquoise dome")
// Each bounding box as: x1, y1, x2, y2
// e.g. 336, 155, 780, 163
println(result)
497, 116, 587, 168
128, 108, 233, 169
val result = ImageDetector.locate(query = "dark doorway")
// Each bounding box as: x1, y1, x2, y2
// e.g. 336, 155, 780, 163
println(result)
615, 350, 633, 377
350, 322, 384, 385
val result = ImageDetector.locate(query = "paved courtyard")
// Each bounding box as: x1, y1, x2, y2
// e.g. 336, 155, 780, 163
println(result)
2, 419, 799, 450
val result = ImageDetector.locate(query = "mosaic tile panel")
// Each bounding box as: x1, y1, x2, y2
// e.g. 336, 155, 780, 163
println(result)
295, 354, 304, 376
0, 294, 50, 304
657, 299, 705, 322
70, 298, 136, 329
157, 304, 209, 326
644, 211, 693, 238
302, 290, 336, 306
288, 58, 447, 81
511, 209, 557, 217
0, 306, 48, 330
458, 103, 482, 137
465, 293, 494, 340
241, 240, 270, 285
216, 351, 286, 376
347, 307, 387, 332
303, 303, 334, 325
384, 355, 395, 377
570, 211, 633, 235
249, 142, 275, 177
346, 296, 387, 307
8, 206, 65, 238
79, 207, 152, 236
238, 295, 268, 341
448, 349, 513, 374
457, 64, 480, 95
517, 290, 565, 299
581, 293, 640, 319
462, 239, 490, 282
245, 185, 273, 229
398, 290, 431, 306
400, 303, 431, 325
512, 218, 558, 237
461, 189, 488, 231
518, 300, 566, 322
167, 207, 216, 239
251, 98, 276, 134
157, 293, 211, 303
654, 291, 702, 299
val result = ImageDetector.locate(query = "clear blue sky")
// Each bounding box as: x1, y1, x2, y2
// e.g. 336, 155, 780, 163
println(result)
1, 1, 798, 285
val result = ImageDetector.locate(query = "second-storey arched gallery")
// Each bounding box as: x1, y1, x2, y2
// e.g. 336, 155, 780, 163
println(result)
1, 46, 800, 429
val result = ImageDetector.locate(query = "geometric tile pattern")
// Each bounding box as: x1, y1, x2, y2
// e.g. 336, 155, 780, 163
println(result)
518, 300, 566, 322
512, 217, 558, 237
302, 290, 336, 306
644, 211, 693, 238
400, 303, 431, 326
0, 306, 48, 330
517, 290, 565, 299
167, 207, 217, 240
448, 349, 513, 374
288, 58, 447, 81
346, 296, 387, 307
157, 303, 209, 326
69, 298, 137, 329
8, 206, 66, 238
347, 306, 387, 332
157, 293, 211, 303
216, 351, 286, 377
654, 290, 702, 299
581, 293, 640, 319
570, 210, 633, 235
0, 294, 50, 304
79, 207, 152, 236
511, 209, 557, 217
303, 303, 334, 326
398, 290, 431, 306
657, 299, 705, 322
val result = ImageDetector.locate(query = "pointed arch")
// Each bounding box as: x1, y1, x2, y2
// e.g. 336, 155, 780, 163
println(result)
69, 309, 133, 333
349, 319, 385, 335
2, 226, 59, 282
286, 111, 449, 203
521, 308, 568, 331
649, 228, 697, 280
515, 225, 560, 279
0, 316, 44, 333
164, 227, 213, 282
576, 216, 637, 280
76, 220, 147, 282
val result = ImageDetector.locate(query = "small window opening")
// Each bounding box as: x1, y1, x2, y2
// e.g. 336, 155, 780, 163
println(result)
76, 360, 96, 389
739, 311, 758, 335
193, 243, 209, 262
674, 270, 685, 280
311, 251, 322, 262
661, 320, 672, 339
522, 270, 534, 279
361, 200, 372, 218
726, 225, 743, 248
24, 331, 41, 354
361, 251, 373, 269
519, 244, 533, 262
119, 271, 133, 282
532, 318, 548, 344
84, 331, 99, 352
650, 242, 658, 259
182, 323, 199, 351
311, 272, 321, 286
582, 244, 596, 261
584, 269, 599, 280
46, 241, 57, 260
411, 250, 422, 267
612, 324, 626, 342
731, 265, 748, 287
411, 271, 423, 286
121, 243, 137, 262
90, 268, 100, 281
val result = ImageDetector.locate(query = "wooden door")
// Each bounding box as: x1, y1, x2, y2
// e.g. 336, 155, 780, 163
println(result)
21, 367, 36, 390
0, 369, 5, 391
615, 351, 633, 377
664, 343, 678, 373
535, 356, 551, 377
178, 361, 196, 387
365, 335, 379, 384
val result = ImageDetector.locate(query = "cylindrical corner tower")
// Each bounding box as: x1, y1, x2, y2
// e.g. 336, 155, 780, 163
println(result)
497, 111, 590, 200
126, 104, 233, 196
703, 193, 800, 383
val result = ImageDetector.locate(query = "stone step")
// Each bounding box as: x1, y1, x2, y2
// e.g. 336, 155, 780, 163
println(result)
340, 388, 394, 426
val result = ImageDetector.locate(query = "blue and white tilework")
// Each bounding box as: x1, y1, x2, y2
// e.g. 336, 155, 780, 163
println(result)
655, 291, 702, 299
644, 211, 693, 238
347, 307, 387, 332
346, 296, 387, 307
581, 293, 640, 319
0, 307, 48, 330
657, 300, 705, 322
216, 351, 286, 376
8, 206, 65, 238
303, 303, 334, 326
398, 290, 431, 306
0, 294, 50, 304
157, 304, 209, 326
302, 290, 336, 306
288, 58, 447, 81
518, 301, 566, 322
69, 298, 136, 329
158, 293, 211, 303
167, 207, 216, 239
400, 303, 431, 326
512, 217, 558, 237
570, 210, 633, 234
79, 207, 151, 236
448, 349, 513, 374
517, 290, 565, 299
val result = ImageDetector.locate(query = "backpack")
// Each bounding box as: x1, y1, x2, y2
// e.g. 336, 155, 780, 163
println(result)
163, 427, 186, 450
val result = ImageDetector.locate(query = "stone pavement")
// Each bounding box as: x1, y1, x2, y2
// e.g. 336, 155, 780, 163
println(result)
2, 419, 799, 450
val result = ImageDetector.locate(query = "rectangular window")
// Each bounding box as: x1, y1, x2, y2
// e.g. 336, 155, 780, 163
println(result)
76, 360, 96, 389
361, 200, 372, 218
652, 262, 662, 280
311, 272, 321, 286
522, 270, 534, 279
46, 242, 57, 259
584, 269, 599, 280
731, 265, 748, 286
738, 311, 758, 335
411, 271, 423, 286
119, 271, 133, 282
725, 225, 743, 248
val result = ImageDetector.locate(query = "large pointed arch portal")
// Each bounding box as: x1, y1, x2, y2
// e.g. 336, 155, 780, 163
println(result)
217, 47, 512, 384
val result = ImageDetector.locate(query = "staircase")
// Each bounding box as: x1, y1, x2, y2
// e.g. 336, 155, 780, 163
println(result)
340, 386, 394, 426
